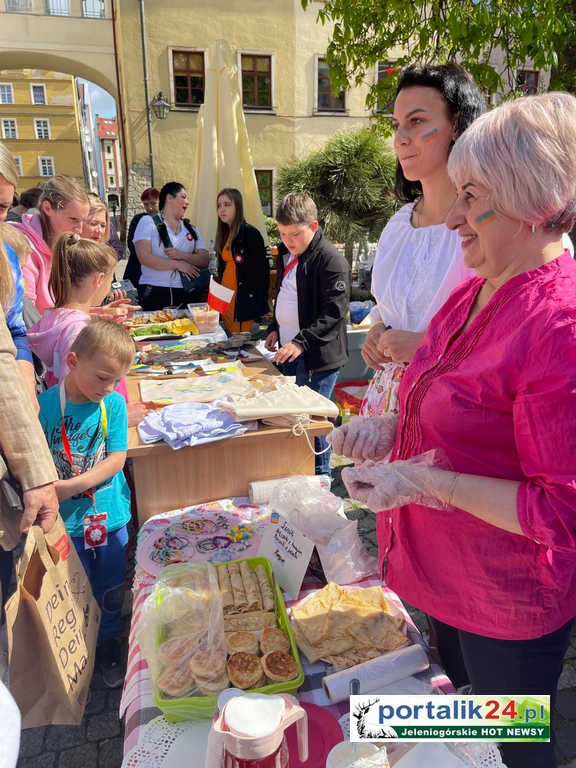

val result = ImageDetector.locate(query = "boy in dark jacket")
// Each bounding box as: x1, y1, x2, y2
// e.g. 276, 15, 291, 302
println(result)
265, 193, 350, 475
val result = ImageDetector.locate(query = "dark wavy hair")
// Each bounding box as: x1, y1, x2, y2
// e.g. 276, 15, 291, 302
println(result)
394, 63, 486, 202
159, 181, 185, 212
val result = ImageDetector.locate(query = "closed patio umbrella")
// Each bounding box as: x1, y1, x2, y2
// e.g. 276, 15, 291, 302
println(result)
190, 39, 267, 247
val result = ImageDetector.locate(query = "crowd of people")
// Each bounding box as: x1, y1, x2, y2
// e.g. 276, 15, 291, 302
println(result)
0, 61, 574, 768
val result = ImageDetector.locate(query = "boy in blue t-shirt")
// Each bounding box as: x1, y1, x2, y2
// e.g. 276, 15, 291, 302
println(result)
38, 319, 135, 688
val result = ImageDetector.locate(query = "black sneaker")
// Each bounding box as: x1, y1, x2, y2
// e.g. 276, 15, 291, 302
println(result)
99, 637, 124, 689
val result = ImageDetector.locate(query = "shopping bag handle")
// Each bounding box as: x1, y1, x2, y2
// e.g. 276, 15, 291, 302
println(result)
30, 525, 59, 573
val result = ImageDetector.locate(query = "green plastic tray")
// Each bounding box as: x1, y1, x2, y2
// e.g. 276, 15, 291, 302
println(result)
153, 556, 304, 721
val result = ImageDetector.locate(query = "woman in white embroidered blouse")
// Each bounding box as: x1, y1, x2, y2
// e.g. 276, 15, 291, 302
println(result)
361, 64, 485, 416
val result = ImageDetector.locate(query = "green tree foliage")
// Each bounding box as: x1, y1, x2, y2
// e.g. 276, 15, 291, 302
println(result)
276, 127, 397, 254
301, 0, 575, 109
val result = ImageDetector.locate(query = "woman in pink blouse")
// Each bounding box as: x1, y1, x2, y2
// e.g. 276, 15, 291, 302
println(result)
331, 92, 576, 768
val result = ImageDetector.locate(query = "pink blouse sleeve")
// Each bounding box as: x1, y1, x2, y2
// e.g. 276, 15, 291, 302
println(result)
515, 316, 576, 551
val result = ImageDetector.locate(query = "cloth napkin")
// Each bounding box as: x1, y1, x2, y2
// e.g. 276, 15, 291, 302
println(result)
137, 402, 257, 450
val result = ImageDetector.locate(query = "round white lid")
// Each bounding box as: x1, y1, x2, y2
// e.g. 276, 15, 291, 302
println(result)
225, 694, 286, 739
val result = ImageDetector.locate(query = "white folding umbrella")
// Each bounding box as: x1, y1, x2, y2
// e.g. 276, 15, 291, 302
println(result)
190, 39, 268, 246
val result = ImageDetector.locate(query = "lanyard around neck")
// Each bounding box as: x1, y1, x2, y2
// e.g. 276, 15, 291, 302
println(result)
59, 382, 107, 483
283, 254, 298, 278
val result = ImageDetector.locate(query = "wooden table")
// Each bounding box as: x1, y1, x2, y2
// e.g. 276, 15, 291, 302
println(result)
126, 357, 331, 526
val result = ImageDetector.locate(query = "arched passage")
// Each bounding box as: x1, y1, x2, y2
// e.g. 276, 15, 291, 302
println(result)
0, 52, 117, 100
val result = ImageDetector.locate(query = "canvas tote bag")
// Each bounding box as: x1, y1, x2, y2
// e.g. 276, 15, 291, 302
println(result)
5, 517, 100, 727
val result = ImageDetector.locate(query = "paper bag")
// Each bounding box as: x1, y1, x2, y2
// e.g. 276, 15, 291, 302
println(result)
5, 517, 101, 728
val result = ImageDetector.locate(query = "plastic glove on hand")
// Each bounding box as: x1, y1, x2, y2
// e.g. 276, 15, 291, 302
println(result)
341, 453, 453, 513
328, 414, 399, 460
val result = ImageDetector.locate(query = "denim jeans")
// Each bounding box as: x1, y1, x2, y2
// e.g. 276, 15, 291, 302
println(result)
72, 524, 129, 639
278, 357, 339, 475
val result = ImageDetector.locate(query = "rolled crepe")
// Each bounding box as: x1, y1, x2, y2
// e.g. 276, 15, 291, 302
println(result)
240, 561, 261, 611
255, 564, 274, 611
322, 642, 429, 704
224, 611, 276, 632
228, 562, 248, 613
217, 564, 234, 614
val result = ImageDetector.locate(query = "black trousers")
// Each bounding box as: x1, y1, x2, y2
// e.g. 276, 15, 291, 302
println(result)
137, 284, 210, 311
430, 616, 572, 768
0, 547, 12, 621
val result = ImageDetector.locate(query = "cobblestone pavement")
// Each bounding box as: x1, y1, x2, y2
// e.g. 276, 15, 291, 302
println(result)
17, 467, 576, 766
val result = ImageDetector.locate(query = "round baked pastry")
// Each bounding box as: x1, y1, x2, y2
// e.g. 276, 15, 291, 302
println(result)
226, 631, 259, 655
157, 663, 195, 697
227, 652, 263, 690
190, 650, 227, 681
261, 651, 298, 683
196, 673, 230, 696
158, 635, 197, 664
260, 627, 290, 655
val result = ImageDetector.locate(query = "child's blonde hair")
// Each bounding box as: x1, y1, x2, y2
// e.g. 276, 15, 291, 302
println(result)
71, 319, 135, 370
87, 193, 110, 242
50, 232, 117, 308
0, 222, 30, 267
38, 175, 90, 243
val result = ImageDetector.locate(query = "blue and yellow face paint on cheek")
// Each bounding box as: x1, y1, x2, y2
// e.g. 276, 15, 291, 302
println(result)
421, 128, 439, 142
475, 209, 498, 227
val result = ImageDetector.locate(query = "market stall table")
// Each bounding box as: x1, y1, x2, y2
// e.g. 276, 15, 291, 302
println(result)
126, 355, 332, 526
120, 502, 454, 767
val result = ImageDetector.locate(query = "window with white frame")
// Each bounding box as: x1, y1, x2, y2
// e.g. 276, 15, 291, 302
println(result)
316, 57, 345, 112
39, 156, 55, 177
30, 84, 47, 105
241, 54, 273, 110
13, 156, 22, 176
1, 119, 17, 140
0, 84, 14, 105
34, 119, 51, 140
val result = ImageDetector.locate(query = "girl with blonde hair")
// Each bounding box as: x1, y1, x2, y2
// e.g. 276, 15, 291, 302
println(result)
12, 175, 90, 313
27, 233, 117, 387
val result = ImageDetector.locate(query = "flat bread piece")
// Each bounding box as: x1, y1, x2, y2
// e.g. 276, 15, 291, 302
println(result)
255, 564, 274, 611
240, 561, 262, 611
217, 565, 234, 614
157, 663, 196, 697
260, 627, 290, 654
228, 562, 248, 613
321, 647, 383, 671
190, 650, 227, 681
224, 611, 277, 632
197, 673, 230, 695
226, 630, 259, 655
261, 651, 298, 682
227, 652, 263, 689
158, 635, 198, 665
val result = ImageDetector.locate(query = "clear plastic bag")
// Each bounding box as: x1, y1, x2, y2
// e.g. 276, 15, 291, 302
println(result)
269, 477, 378, 584
136, 563, 228, 701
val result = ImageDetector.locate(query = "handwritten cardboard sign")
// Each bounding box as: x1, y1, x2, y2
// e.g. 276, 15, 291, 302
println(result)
258, 512, 315, 599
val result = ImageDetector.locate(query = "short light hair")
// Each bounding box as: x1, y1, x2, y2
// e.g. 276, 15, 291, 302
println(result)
0, 142, 18, 189
448, 92, 576, 233
86, 192, 110, 242
71, 319, 135, 370
275, 193, 318, 226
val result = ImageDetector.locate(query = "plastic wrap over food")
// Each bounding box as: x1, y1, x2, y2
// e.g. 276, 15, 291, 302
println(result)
269, 477, 378, 584
136, 563, 228, 705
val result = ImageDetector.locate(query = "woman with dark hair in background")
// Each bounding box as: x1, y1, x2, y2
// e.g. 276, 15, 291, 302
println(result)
133, 181, 209, 310
124, 187, 159, 288
215, 187, 269, 333
360, 63, 485, 417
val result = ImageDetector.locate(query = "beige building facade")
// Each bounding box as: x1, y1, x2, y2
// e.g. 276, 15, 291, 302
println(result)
114, 0, 381, 216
